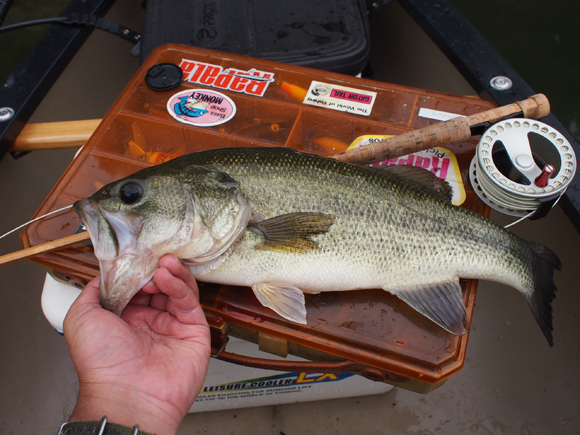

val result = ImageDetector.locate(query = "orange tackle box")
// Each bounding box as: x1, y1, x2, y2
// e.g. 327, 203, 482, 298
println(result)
23, 44, 493, 393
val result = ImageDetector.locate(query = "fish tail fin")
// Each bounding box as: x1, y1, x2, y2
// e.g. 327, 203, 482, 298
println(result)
526, 241, 562, 347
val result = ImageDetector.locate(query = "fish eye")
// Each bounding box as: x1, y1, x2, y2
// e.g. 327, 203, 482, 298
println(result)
119, 182, 143, 205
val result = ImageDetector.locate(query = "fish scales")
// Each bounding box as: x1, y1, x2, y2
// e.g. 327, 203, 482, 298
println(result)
186, 148, 521, 290
74, 147, 561, 345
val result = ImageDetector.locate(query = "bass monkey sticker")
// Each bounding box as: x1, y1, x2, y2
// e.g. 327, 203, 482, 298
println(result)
168, 89, 236, 127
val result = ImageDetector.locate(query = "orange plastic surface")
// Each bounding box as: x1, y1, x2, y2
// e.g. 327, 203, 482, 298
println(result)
23, 44, 493, 385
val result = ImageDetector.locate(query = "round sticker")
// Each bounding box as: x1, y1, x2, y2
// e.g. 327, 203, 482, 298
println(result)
167, 89, 236, 127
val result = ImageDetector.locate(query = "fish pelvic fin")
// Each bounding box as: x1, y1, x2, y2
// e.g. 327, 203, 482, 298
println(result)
251, 282, 307, 324
249, 212, 335, 254
526, 241, 562, 347
392, 280, 469, 335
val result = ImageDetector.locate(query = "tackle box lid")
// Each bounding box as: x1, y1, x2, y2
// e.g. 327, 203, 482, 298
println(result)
23, 44, 493, 391
139, 0, 370, 76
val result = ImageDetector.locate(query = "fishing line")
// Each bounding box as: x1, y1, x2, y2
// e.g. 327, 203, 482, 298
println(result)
0, 205, 73, 241
502, 211, 537, 229
469, 118, 576, 226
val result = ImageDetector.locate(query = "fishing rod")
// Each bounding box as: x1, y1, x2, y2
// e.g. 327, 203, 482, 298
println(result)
11, 94, 550, 156
331, 93, 550, 165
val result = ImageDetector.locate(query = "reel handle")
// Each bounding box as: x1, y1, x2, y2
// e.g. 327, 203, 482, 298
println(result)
332, 94, 550, 165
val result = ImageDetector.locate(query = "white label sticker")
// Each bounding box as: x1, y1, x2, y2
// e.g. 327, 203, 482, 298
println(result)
303, 81, 377, 116
348, 135, 466, 205
418, 107, 464, 122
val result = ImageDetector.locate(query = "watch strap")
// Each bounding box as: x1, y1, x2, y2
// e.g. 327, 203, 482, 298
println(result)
58, 416, 155, 435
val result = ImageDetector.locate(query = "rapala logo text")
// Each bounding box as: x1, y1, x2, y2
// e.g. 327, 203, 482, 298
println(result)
179, 59, 275, 97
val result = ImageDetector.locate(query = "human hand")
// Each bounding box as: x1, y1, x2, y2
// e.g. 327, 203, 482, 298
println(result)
63, 255, 211, 435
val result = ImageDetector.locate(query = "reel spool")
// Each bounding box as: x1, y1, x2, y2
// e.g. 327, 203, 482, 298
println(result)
469, 118, 576, 219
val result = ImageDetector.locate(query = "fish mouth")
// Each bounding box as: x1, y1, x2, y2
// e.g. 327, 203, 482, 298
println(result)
73, 199, 118, 260
73, 198, 152, 315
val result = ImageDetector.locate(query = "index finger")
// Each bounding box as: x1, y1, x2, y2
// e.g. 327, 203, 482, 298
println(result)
159, 255, 200, 299
154, 256, 205, 325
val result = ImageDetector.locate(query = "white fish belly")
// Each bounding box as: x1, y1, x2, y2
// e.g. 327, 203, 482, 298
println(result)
187, 229, 512, 295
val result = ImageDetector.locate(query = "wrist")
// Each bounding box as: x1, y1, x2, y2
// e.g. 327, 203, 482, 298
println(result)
70, 383, 184, 435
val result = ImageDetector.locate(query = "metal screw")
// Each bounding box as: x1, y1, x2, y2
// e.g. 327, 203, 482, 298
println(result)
490, 76, 513, 90
0, 107, 15, 122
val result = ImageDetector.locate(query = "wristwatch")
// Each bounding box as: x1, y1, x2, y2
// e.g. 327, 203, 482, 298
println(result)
58, 416, 154, 435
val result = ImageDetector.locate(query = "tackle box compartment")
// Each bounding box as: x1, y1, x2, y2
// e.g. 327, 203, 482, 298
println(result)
23, 44, 493, 392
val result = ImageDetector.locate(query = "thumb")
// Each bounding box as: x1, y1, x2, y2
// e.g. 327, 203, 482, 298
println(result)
63, 277, 101, 333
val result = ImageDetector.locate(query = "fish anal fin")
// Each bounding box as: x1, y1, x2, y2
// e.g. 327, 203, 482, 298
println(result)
250, 212, 334, 254
392, 281, 468, 335
251, 282, 307, 324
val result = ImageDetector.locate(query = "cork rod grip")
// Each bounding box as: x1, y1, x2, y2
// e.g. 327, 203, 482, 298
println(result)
332, 93, 550, 165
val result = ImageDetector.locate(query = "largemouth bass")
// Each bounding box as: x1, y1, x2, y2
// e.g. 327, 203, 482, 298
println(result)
73, 147, 561, 345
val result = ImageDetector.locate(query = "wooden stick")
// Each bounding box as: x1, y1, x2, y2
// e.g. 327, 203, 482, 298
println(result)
332, 93, 550, 165
0, 232, 91, 266
9, 119, 101, 152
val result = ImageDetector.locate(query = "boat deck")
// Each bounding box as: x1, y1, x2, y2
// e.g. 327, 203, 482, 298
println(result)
1, 1, 579, 433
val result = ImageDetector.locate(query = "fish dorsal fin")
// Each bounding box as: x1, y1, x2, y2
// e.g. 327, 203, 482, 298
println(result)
391, 281, 469, 335
376, 165, 453, 203
252, 282, 307, 324
249, 212, 335, 254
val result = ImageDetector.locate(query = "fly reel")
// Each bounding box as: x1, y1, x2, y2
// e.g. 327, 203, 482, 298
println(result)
469, 118, 576, 219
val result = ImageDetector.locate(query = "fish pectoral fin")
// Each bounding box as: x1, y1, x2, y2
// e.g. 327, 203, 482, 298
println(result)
249, 212, 335, 254
251, 282, 307, 324
392, 281, 469, 335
